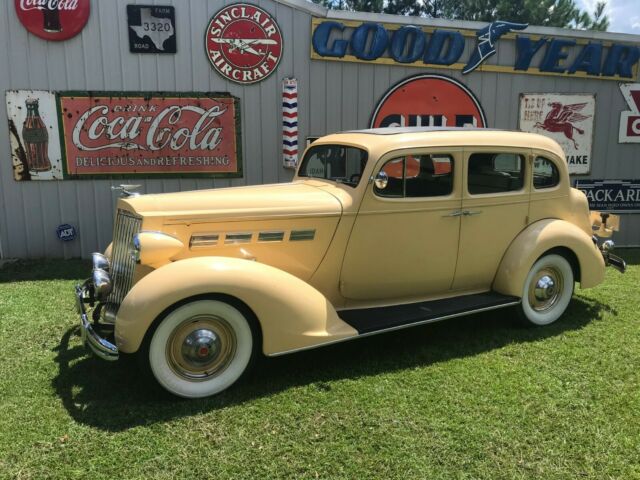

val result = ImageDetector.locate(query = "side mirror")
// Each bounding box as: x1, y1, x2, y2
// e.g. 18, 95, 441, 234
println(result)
374, 170, 388, 190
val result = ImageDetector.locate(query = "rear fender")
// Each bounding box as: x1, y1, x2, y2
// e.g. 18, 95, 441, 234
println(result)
493, 219, 605, 297
114, 257, 357, 356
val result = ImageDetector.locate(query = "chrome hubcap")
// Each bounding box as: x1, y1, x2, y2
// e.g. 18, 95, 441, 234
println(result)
167, 315, 236, 381
528, 267, 563, 312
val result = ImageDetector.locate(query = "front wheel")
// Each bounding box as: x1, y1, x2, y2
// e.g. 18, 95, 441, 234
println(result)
517, 254, 574, 326
143, 299, 256, 398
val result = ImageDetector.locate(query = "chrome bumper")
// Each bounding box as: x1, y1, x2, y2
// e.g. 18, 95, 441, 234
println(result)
594, 237, 626, 274
75, 281, 119, 361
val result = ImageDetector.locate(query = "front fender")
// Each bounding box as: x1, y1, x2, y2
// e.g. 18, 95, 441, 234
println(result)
114, 257, 357, 356
493, 219, 605, 297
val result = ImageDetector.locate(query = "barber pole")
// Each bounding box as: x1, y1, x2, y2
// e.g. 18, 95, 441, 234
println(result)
282, 78, 298, 169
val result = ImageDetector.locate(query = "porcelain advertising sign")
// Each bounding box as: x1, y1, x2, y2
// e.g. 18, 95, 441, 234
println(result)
311, 18, 640, 81
15, 0, 90, 41
370, 74, 487, 129
205, 3, 282, 84
519, 93, 595, 175
58, 93, 241, 178
575, 179, 640, 212
618, 83, 640, 143
5, 90, 64, 181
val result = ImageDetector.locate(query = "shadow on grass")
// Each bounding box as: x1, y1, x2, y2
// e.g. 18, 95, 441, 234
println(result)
52, 295, 612, 432
0, 259, 91, 283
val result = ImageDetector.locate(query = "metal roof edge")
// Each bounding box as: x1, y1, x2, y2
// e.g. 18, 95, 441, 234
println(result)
271, 0, 640, 44
271, 0, 328, 17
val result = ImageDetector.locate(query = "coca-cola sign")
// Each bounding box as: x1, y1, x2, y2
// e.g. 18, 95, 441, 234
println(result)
15, 0, 90, 41
58, 93, 242, 178
5, 89, 64, 181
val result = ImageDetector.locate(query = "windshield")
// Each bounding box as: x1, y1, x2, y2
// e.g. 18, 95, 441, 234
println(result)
298, 144, 368, 187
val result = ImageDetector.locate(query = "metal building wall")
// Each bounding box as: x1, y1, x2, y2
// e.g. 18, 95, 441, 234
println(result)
0, 0, 313, 259
1, 0, 639, 259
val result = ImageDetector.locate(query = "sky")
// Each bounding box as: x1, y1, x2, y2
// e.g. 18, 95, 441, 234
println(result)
576, 0, 640, 35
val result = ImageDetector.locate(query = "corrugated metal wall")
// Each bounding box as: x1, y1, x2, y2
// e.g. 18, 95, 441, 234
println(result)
1, 0, 639, 259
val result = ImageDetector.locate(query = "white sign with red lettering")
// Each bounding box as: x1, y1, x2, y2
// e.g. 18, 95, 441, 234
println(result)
519, 93, 595, 175
619, 83, 640, 143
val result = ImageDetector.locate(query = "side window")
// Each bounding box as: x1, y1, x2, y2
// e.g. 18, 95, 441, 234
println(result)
468, 153, 524, 194
533, 156, 560, 189
374, 154, 454, 198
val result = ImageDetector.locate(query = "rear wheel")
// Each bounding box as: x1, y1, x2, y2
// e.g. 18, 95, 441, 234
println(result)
517, 254, 574, 326
144, 299, 256, 398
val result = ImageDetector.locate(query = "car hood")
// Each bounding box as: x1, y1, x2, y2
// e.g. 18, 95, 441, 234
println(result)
119, 181, 343, 221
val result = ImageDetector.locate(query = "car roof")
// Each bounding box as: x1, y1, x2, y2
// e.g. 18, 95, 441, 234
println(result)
314, 127, 567, 160
342, 127, 502, 135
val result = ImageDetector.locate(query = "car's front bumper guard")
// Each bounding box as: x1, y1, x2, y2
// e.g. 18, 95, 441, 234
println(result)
593, 236, 626, 274
75, 281, 119, 361
603, 252, 626, 273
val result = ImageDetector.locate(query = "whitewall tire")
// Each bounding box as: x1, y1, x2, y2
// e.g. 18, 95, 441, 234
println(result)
146, 299, 255, 398
518, 254, 574, 326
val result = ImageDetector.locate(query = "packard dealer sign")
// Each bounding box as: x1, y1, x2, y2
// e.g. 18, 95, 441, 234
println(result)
5, 90, 242, 180
575, 180, 640, 212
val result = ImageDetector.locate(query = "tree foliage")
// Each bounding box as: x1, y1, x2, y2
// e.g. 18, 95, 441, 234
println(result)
312, 0, 610, 31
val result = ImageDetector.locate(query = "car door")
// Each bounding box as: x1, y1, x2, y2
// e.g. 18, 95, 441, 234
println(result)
452, 147, 531, 291
340, 148, 463, 301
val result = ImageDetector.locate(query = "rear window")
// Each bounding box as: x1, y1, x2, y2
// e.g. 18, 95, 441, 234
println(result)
533, 157, 560, 189
468, 153, 524, 194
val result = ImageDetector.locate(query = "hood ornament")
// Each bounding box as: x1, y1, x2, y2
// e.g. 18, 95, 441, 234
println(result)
111, 184, 142, 198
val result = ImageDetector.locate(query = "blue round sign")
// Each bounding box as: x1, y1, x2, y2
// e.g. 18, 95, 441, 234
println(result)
56, 224, 77, 242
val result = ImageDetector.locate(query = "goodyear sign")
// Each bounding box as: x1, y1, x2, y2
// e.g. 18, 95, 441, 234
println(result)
311, 19, 640, 81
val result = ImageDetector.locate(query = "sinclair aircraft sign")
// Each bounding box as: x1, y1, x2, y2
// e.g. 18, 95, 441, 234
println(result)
206, 3, 283, 84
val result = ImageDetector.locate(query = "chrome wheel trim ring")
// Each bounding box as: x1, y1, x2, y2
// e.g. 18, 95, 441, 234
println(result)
528, 267, 564, 312
166, 315, 237, 381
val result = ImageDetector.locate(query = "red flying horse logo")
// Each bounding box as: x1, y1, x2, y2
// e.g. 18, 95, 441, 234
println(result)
535, 102, 591, 149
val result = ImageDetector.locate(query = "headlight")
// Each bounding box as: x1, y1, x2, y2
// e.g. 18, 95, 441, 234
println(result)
92, 268, 112, 300
130, 231, 184, 266
92, 252, 110, 271
130, 234, 141, 263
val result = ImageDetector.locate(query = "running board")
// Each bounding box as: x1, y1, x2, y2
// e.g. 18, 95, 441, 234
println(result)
338, 292, 521, 335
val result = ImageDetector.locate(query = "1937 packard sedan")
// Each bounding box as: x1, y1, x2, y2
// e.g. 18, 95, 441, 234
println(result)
76, 127, 625, 398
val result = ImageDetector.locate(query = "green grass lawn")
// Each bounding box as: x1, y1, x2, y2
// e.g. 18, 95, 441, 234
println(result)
0, 252, 639, 479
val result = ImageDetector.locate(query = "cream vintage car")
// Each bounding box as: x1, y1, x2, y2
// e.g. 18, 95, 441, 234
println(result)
76, 127, 625, 398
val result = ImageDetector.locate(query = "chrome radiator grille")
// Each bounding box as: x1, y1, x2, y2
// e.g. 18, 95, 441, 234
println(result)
106, 209, 142, 306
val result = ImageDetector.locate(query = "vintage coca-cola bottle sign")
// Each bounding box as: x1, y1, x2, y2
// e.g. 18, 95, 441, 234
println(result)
22, 98, 52, 172
15, 0, 90, 41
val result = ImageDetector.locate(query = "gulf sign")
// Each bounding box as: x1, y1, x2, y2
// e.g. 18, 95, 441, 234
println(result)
619, 83, 640, 143
311, 18, 640, 81
370, 74, 487, 129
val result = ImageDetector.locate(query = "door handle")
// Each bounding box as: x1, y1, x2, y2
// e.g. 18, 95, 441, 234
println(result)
463, 210, 483, 216
443, 210, 464, 217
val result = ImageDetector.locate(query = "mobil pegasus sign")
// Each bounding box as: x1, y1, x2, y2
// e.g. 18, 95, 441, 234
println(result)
311, 18, 640, 81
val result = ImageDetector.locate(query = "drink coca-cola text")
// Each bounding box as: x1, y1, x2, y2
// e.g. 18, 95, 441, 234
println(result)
59, 94, 240, 176
71, 105, 226, 152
